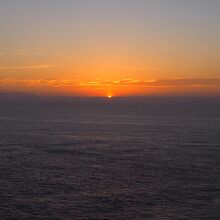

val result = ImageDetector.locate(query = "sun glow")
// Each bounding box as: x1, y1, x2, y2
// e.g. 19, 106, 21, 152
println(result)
107, 95, 112, 98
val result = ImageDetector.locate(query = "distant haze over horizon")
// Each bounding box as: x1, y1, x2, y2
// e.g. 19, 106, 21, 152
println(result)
0, 0, 219, 96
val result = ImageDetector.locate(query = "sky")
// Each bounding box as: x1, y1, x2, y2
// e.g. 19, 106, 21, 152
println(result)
0, 0, 219, 96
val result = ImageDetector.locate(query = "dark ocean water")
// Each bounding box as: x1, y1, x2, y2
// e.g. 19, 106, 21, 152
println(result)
0, 97, 220, 219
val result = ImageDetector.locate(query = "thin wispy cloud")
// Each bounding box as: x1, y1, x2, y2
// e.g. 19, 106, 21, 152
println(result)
0, 78, 80, 87
34, 47, 45, 55
16, 50, 26, 55
1, 78, 220, 88
136, 62, 144, 66
0, 65, 58, 70
83, 61, 97, 65
0, 52, 6, 56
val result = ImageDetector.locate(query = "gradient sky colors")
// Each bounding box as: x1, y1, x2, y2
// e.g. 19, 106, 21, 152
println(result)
0, 0, 219, 96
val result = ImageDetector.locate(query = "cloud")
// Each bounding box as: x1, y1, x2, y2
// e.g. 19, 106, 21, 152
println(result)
0, 52, 6, 56
16, 49, 26, 55
0, 78, 81, 87
76, 78, 220, 87
149, 78, 220, 87
34, 47, 45, 55
136, 62, 144, 66
0, 65, 58, 70
83, 61, 97, 65
0, 78, 220, 88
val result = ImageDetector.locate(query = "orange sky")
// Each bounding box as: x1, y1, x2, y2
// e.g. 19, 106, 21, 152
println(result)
0, 1, 219, 96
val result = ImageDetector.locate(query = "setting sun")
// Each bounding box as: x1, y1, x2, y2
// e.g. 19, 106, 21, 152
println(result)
107, 95, 112, 99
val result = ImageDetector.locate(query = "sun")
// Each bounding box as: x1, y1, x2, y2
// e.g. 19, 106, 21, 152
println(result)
107, 95, 112, 98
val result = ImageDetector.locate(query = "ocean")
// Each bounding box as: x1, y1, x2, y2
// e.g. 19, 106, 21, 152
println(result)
0, 97, 219, 219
